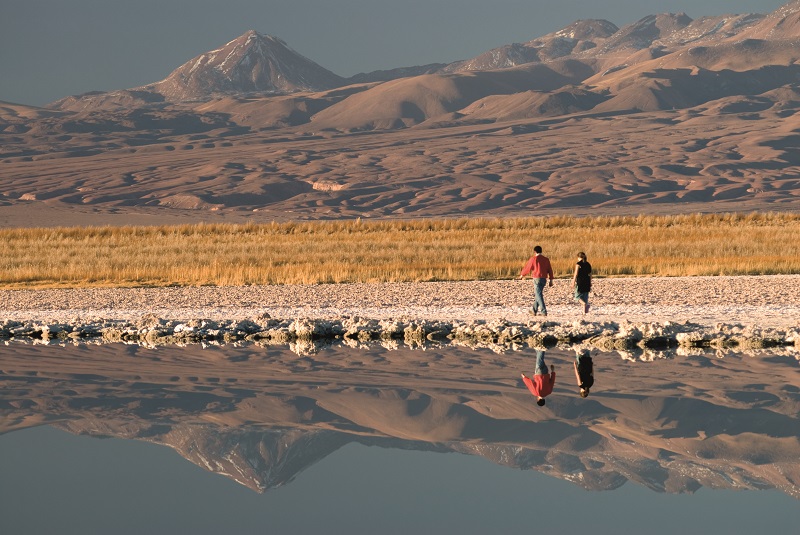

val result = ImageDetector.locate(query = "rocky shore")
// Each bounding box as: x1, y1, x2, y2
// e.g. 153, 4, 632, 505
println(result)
1, 275, 799, 352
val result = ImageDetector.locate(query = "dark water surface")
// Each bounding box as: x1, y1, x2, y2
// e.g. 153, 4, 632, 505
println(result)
1, 342, 799, 534
2, 426, 799, 535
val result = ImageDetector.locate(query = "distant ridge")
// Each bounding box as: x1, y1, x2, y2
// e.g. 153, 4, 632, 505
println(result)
47, 2, 800, 110
442, 19, 619, 73
593, 12, 693, 54
347, 63, 448, 84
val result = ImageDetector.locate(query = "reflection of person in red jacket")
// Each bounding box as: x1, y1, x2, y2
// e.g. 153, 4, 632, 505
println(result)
521, 349, 555, 406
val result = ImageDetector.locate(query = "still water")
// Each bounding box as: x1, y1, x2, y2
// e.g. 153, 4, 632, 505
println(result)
1, 341, 799, 534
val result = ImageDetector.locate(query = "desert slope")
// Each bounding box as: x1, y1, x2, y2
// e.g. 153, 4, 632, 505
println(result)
1, 2, 800, 224
2, 89, 798, 224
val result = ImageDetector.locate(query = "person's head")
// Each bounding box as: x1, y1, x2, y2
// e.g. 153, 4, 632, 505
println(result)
577, 251, 587, 261
580, 388, 590, 398
533, 245, 543, 254
536, 397, 546, 406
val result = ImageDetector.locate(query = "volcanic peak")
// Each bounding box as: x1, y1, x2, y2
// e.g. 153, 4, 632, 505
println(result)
148, 30, 346, 101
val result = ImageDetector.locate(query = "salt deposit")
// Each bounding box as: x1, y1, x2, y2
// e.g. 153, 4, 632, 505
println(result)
1, 276, 798, 351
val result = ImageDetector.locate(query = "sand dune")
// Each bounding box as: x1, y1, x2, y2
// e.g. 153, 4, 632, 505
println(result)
2, 91, 799, 225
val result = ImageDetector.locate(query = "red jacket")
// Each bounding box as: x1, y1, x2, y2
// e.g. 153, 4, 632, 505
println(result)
520, 254, 554, 280
523, 372, 556, 398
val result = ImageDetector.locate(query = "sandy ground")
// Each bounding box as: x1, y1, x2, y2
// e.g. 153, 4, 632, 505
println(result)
1, 275, 799, 328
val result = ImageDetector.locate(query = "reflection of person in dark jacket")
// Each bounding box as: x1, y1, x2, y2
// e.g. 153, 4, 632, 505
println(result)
521, 349, 555, 406
574, 348, 594, 398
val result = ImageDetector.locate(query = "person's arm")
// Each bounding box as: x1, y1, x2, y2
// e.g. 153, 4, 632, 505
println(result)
519, 257, 534, 279
574, 361, 581, 385
521, 373, 537, 396
547, 259, 555, 286
572, 264, 579, 287
549, 364, 556, 386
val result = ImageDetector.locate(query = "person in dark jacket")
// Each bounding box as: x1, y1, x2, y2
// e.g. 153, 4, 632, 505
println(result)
572, 252, 592, 314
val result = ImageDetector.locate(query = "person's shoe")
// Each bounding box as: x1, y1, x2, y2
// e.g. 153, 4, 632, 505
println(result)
529, 310, 538, 316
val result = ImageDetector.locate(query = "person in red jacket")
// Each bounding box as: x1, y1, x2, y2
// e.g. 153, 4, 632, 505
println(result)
519, 245, 554, 316
521, 349, 556, 406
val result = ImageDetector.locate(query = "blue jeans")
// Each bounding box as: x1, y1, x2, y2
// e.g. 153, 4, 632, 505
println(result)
534, 349, 548, 375
533, 278, 548, 315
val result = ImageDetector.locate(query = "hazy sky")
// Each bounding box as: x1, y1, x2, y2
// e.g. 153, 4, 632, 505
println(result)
0, 0, 790, 106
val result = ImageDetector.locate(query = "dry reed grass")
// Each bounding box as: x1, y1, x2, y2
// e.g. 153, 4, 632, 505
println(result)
0, 213, 798, 288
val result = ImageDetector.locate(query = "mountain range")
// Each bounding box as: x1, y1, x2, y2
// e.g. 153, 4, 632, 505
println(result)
1, 1, 799, 225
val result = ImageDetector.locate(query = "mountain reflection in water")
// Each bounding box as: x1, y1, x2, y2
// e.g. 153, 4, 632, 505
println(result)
1, 342, 798, 497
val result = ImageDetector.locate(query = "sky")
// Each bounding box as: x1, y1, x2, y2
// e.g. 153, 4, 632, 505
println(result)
0, 0, 790, 106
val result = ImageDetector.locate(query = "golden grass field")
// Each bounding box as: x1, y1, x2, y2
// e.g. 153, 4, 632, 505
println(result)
1, 213, 798, 288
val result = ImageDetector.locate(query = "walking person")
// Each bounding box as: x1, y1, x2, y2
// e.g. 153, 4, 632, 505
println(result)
572, 251, 592, 314
573, 348, 594, 398
521, 349, 556, 406
519, 245, 554, 317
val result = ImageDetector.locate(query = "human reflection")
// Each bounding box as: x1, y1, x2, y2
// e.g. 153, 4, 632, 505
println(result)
574, 348, 594, 397
520, 349, 555, 406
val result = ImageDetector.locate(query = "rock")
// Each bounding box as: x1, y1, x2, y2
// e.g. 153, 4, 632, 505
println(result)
138, 313, 164, 329
0, 309, 795, 352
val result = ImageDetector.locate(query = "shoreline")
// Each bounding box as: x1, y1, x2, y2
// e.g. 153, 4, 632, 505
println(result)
1, 275, 799, 351
1, 275, 799, 324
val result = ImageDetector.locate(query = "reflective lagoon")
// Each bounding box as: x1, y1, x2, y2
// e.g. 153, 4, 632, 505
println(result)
2, 342, 799, 534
